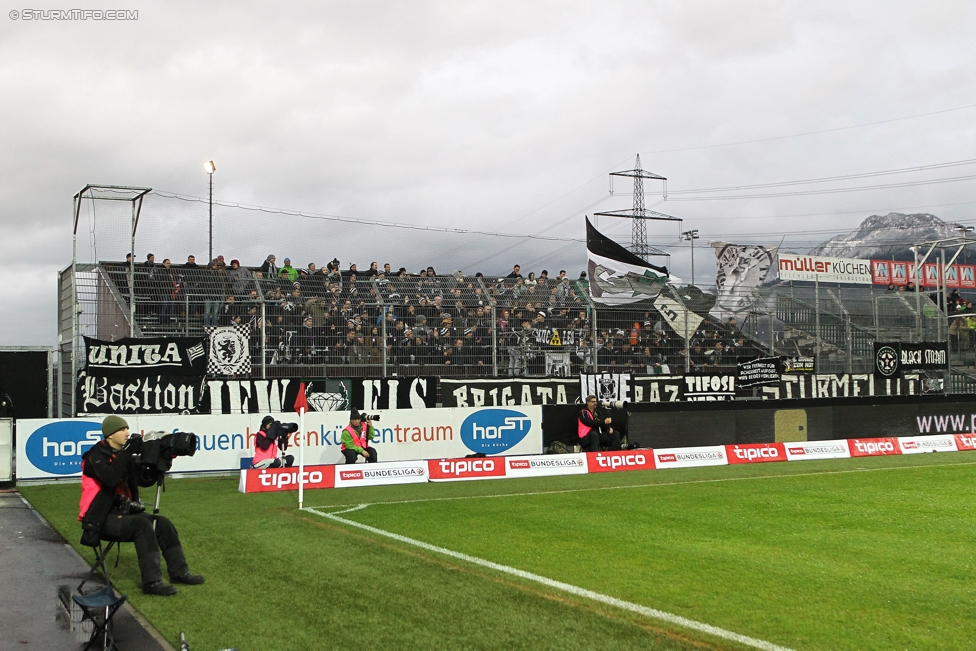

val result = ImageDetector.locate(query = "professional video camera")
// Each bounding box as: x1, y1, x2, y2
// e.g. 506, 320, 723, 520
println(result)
132, 431, 198, 487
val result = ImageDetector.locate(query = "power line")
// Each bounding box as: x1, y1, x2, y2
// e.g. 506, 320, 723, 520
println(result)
150, 190, 585, 243
641, 102, 976, 154
665, 173, 976, 201
667, 158, 976, 195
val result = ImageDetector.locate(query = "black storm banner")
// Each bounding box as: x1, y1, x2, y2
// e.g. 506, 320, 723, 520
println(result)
84, 336, 207, 376
874, 341, 948, 379
352, 378, 438, 410
442, 378, 581, 407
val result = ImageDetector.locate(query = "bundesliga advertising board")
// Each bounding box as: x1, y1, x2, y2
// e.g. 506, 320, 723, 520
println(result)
15, 405, 543, 480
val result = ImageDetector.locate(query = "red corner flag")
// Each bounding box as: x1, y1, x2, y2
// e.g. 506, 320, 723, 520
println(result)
294, 382, 308, 415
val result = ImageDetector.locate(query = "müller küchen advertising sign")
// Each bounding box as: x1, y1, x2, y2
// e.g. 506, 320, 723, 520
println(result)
777, 255, 872, 284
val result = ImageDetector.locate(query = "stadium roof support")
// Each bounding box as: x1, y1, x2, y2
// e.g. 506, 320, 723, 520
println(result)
910, 234, 975, 349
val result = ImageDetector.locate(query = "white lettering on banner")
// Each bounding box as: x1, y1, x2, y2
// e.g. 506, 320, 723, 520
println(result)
206, 379, 291, 414
88, 342, 184, 368
736, 447, 777, 460
778, 255, 873, 284
473, 417, 532, 440
849, 438, 900, 457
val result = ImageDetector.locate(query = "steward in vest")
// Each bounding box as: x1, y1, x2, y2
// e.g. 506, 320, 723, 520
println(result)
252, 416, 297, 468
578, 395, 621, 453
79, 415, 205, 596
340, 409, 378, 464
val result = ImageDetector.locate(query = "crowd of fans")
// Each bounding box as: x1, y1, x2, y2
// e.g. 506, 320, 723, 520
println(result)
109, 254, 757, 374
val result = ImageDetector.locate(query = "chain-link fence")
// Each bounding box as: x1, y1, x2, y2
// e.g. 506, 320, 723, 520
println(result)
59, 260, 976, 415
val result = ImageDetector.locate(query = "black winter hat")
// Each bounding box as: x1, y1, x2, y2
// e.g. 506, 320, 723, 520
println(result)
350, 409, 362, 421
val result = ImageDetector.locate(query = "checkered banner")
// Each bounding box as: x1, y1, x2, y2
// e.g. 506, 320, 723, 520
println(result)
204, 324, 251, 376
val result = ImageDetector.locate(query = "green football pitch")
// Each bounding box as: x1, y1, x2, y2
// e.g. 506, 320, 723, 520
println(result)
20, 452, 976, 651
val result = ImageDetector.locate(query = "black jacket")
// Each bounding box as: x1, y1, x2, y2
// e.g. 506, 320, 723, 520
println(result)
80, 439, 140, 543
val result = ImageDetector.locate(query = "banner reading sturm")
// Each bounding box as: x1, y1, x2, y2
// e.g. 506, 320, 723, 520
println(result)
84, 336, 207, 376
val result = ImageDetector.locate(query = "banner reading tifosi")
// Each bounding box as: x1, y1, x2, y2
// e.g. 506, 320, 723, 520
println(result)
15, 406, 543, 479
778, 255, 872, 284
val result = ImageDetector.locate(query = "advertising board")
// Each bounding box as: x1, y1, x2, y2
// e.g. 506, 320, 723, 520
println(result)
653, 445, 728, 469
725, 443, 787, 464
585, 450, 656, 473
783, 440, 850, 461
15, 405, 543, 480
504, 453, 587, 478
897, 435, 957, 454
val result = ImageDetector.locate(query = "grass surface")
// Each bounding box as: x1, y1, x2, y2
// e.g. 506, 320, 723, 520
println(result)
20, 452, 976, 650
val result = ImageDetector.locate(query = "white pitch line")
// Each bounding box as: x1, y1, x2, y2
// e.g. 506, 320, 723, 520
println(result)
303, 458, 976, 511
306, 505, 796, 651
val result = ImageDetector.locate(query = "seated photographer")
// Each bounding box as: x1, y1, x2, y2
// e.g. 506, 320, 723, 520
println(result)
79, 415, 204, 596
252, 416, 297, 469
341, 409, 378, 464
578, 395, 622, 453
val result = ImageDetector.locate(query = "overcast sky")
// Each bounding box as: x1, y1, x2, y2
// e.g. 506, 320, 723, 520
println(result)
2, 1, 976, 346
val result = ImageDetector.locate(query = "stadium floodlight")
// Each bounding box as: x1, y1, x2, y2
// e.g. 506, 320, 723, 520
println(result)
206, 161, 216, 262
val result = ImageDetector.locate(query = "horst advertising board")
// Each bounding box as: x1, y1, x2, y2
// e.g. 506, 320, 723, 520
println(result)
15, 405, 543, 480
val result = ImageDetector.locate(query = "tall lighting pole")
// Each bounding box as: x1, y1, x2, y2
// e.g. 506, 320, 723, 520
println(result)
205, 161, 216, 262
682, 229, 699, 286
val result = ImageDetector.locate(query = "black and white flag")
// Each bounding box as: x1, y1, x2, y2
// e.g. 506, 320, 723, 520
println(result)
205, 325, 251, 376
580, 372, 631, 401
586, 217, 678, 305
709, 242, 777, 318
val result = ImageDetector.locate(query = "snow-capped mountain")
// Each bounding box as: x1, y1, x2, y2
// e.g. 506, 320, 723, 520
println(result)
809, 212, 967, 261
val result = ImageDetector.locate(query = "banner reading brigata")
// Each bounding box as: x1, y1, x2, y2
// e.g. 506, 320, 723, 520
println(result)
778, 255, 872, 284
15, 405, 543, 480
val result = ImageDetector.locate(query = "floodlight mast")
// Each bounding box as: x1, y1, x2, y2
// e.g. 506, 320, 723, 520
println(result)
593, 154, 681, 263
206, 161, 216, 263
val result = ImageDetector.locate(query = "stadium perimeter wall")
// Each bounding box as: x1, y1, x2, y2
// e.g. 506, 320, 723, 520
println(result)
542, 394, 976, 449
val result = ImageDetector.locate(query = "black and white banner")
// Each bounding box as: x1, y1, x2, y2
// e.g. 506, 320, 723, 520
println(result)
737, 357, 782, 388
77, 372, 206, 414
783, 357, 815, 373
710, 242, 777, 317
202, 378, 350, 414
532, 328, 577, 347
352, 378, 438, 410
874, 341, 948, 379
84, 336, 207, 376
441, 378, 581, 408
580, 373, 631, 401
653, 291, 704, 340
585, 217, 676, 305
205, 325, 251, 376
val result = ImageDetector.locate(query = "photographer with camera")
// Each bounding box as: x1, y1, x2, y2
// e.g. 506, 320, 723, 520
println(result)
79, 416, 204, 596
578, 395, 622, 453
341, 409, 378, 464
252, 416, 298, 468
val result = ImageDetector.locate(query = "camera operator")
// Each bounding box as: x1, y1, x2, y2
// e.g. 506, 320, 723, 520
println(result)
340, 409, 378, 464
578, 395, 622, 452
252, 416, 297, 468
78, 416, 205, 596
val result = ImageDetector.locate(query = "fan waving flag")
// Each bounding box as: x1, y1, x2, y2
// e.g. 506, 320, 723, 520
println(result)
586, 217, 678, 305
293, 382, 308, 415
